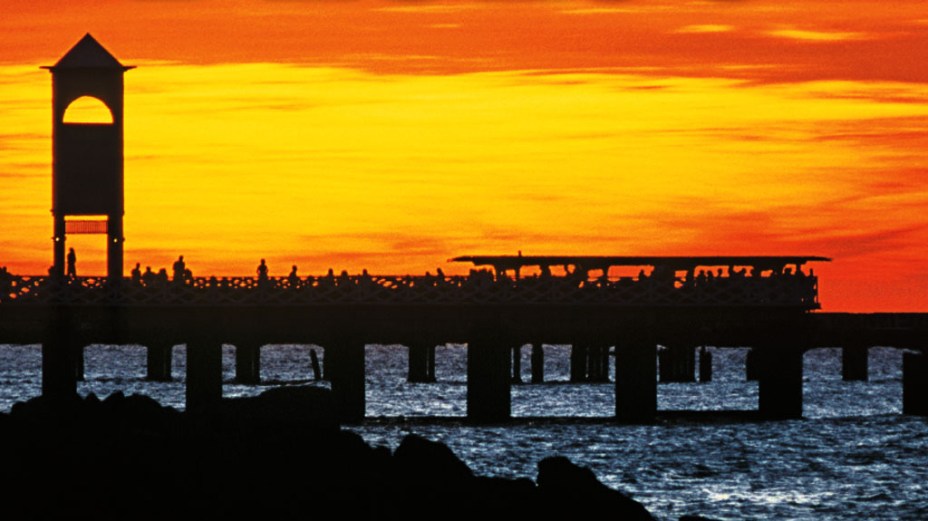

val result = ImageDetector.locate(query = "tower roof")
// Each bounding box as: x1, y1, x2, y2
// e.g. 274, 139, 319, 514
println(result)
44, 34, 133, 71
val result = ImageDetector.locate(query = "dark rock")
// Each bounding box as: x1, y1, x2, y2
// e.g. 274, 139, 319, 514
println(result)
538, 456, 654, 520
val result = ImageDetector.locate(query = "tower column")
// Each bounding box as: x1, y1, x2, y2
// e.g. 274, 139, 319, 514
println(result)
53, 216, 65, 279
107, 214, 124, 280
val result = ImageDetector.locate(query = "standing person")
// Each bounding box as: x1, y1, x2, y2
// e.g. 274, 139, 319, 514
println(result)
131, 263, 142, 283
257, 259, 269, 283
66, 247, 77, 278
172, 255, 186, 283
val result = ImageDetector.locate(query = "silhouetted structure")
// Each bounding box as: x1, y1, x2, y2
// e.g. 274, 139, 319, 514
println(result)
43, 34, 133, 280
2, 38, 926, 427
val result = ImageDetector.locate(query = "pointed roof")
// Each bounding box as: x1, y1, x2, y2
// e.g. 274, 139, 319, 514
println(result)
44, 34, 133, 71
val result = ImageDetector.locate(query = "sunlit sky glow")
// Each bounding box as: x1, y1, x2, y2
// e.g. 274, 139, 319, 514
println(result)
1, 0, 927, 311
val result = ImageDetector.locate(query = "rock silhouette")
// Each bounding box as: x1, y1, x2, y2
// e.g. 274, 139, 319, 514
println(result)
0, 388, 674, 520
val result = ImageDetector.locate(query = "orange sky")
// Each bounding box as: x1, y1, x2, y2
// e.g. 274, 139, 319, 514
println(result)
1, 0, 927, 311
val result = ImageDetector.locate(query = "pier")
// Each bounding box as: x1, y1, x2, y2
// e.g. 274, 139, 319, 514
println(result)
2, 35, 926, 424
1, 256, 926, 423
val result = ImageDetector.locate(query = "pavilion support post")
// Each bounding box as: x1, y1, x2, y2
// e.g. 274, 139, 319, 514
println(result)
234, 343, 261, 384
329, 341, 366, 423
902, 352, 928, 416
698, 346, 712, 383
745, 348, 761, 381
842, 345, 869, 382
42, 307, 78, 400
615, 338, 657, 422
426, 344, 436, 382
467, 325, 511, 423
310, 348, 322, 380
757, 346, 804, 420
570, 344, 589, 382
74, 343, 85, 381
659, 345, 695, 383
146, 344, 173, 381
531, 344, 544, 384
185, 342, 222, 413
589, 345, 610, 382
408, 343, 431, 383
511, 345, 523, 384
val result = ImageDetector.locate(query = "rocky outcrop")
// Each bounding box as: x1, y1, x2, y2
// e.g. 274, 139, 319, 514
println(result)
0, 389, 659, 520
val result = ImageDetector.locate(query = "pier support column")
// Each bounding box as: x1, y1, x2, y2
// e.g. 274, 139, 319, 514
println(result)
842, 345, 869, 382
745, 348, 760, 381
42, 307, 78, 400
511, 345, 522, 383
698, 346, 712, 383
531, 344, 544, 384
235, 344, 261, 384
310, 348, 322, 380
467, 331, 511, 423
659, 345, 695, 382
146, 345, 173, 381
570, 344, 589, 382
615, 339, 657, 422
902, 352, 928, 416
757, 346, 803, 420
408, 343, 437, 383
74, 344, 85, 381
588, 345, 610, 382
329, 342, 365, 423
186, 342, 222, 413
408, 343, 429, 383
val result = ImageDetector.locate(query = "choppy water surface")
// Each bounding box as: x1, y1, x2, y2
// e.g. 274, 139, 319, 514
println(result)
1, 344, 925, 520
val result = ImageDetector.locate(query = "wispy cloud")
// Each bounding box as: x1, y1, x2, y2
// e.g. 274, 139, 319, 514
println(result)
676, 24, 734, 34
766, 28, 870, 42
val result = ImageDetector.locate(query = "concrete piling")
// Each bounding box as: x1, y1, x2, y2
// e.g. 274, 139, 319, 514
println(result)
185, 342, 222, 413
146, 344, 173, 381
615, 340, 657, 422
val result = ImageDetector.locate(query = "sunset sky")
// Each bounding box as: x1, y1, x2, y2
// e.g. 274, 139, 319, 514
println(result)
1, 0, 927, 311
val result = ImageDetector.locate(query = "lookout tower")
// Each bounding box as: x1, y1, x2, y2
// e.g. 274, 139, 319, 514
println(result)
43, 34, 134, 279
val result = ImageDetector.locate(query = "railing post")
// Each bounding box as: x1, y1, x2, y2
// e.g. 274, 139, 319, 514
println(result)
234, 343, 261, 384
511, 345, 522, 383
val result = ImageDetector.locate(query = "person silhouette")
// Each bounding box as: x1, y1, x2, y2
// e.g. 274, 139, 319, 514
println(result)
257, 259, 269, 283
66, 247, 77, 278
142, 266, 155, 285
131, 263, 142, 283
172, 255, 186, 283
288, 265, 299, 287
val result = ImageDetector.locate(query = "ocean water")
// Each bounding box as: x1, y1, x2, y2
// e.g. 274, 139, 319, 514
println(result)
0, 343, 925, 520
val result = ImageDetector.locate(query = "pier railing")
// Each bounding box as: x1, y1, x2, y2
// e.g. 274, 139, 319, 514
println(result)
0, 273, 819, 308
